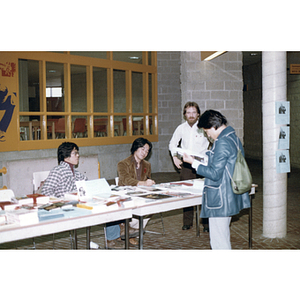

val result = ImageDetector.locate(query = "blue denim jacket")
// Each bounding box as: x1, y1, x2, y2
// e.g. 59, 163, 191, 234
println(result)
197, 126, 251, 218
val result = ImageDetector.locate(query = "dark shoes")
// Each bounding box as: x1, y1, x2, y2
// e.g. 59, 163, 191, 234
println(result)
106, 238, 124, 249
182, 225, 191, 230
119, 223, 139, 239
182, 225, 209, 232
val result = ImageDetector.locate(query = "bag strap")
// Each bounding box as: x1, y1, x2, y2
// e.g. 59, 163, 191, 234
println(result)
227, 134, 239, 151
226, 134, 239, 190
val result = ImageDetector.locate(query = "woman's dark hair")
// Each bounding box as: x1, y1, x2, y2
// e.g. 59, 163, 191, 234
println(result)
198, 110, 227, 130
130, 138, 152, 155
57, 142, 79, 163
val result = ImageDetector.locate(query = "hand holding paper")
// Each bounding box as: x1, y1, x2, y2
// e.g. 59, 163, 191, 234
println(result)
183, 153, 194, 165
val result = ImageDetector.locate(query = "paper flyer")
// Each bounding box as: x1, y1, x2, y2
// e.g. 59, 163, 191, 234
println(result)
275, 101, 290, 125
278, 126, 290, 150
76, 178, 111, 201
276, 150, 291, 173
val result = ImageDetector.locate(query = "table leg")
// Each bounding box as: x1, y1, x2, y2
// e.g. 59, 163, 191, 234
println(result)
139, 216, 144, 250
86, 227, 91, 249
71, 230, 78, 249
125, 219, 129, 249
196, 205, 200, 237
249, 196, 253, 249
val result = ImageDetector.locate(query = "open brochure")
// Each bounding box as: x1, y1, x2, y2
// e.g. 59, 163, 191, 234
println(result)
175, 147, 208, 165
75, 178, 112, 201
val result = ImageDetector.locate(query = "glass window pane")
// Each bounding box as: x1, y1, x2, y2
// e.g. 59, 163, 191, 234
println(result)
113, 70, 126, 113
113, 51, 143, 64
149, 73, 152, 113
94, 116, 108, 137
93, 67, 107, 112
46, 62, 64, 112
148, 52, 152, 65
70, 51, 107, 59
133, 116, 144, 136
114, 116, 125, 136
72, 116, 87, 138
132, 72, 143, 113
19, 59, 40, 112
47, 116, 61, 140
149, 116, 153, 135
71, 65, 87, 112
19, 116, 41, 140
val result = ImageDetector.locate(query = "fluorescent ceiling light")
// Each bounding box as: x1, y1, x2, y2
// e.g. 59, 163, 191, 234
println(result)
203, 51, 227, 61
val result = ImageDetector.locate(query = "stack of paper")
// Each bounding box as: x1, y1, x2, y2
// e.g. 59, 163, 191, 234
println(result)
0, 213, 6, 225
6, 209, 39, 226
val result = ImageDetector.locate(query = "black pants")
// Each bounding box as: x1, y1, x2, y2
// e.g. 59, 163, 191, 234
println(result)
180, 163, 208, 227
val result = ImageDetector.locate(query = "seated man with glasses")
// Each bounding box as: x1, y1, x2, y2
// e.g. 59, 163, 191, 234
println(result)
42, 141, 121, 249
41, 142, 87, 198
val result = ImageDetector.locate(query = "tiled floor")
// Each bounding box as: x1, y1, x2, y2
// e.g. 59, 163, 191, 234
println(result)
1, 159, 299, 250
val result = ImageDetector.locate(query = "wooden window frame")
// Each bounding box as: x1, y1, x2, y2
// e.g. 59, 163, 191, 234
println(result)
2, 51, 157, 152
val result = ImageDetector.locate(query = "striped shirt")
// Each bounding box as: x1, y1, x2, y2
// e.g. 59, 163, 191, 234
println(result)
41, 161, 87, 198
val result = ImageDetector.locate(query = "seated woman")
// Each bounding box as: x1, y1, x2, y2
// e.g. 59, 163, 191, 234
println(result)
106, 137, 155, 248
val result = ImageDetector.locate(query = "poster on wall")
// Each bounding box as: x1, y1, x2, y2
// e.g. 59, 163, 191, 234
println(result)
276, 150, 291, 173
0, 57, 18, 150
275, 101, 290, 125
278, 126, 290, 150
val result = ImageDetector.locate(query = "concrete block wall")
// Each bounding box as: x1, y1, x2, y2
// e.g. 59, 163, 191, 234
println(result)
287, 52, 300, 168
180, 51, 244, 142
243, 61, 262, 160
156, 51, 182, 172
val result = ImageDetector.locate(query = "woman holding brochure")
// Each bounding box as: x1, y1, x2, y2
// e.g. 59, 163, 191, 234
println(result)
183, 110, 251, 249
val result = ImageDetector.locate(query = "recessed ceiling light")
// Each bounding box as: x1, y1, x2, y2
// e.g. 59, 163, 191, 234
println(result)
129, 56, 140, 60
48, 70, 56, 73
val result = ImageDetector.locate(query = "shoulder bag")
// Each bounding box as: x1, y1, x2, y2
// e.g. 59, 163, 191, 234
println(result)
226, 136, 252, 194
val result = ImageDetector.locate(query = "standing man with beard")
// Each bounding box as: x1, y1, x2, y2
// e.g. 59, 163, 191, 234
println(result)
169, 102, 210, 231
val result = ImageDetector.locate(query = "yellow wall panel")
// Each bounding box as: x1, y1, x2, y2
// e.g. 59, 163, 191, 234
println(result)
0, 54, 18, 151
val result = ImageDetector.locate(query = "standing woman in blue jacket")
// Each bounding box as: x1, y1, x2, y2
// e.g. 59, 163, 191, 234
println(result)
183, 110, 251, 249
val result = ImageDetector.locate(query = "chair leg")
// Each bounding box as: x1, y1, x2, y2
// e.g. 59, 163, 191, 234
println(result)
32, 238, 36, 249
144, 213, 165, 235
104, 226, 108, 249
160, 213, 165, 235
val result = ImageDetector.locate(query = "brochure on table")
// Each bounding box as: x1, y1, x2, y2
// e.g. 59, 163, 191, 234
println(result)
75, 178, 111, 201
111, 179, 204, 206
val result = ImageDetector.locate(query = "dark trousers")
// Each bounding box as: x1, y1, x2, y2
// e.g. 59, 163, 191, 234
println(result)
180, 163, 208, 227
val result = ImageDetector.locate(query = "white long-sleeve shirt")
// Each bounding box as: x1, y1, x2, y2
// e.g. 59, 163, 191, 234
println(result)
169, 121, 209, 157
